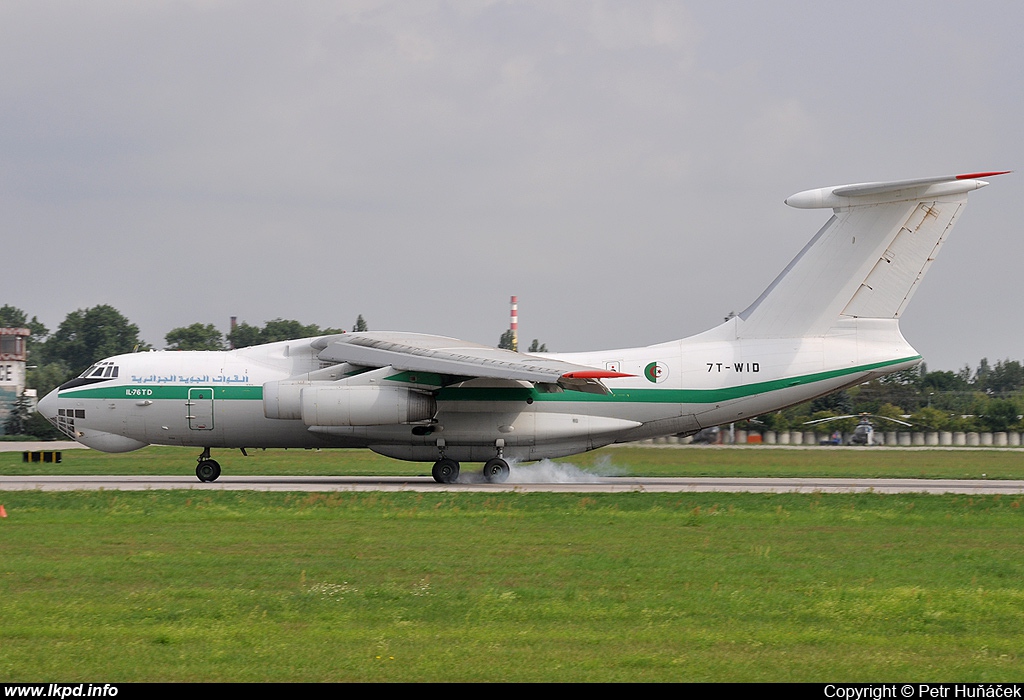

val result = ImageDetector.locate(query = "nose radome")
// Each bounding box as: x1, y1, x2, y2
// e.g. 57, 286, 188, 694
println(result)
37, 388, 59, 421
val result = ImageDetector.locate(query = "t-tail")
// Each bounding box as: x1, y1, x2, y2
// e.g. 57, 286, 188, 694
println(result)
737, 171, 1008, 340
667, 170, 1009, 432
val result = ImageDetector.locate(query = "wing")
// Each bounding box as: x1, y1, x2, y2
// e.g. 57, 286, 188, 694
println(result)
311, 331, 631, 395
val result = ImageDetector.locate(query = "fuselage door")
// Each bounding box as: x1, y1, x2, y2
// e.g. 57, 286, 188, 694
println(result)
186, 387, 215, 430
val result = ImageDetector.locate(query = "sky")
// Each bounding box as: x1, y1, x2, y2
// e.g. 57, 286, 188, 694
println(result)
2, 1, 1021, 372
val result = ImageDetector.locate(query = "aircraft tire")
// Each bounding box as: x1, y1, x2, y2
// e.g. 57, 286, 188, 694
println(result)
196, 459, 221, 482
432, 458, 460, 484
482, 458, 510, 483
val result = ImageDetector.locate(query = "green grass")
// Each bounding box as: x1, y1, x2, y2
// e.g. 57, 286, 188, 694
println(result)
3, 446, 1023, 681
2, 443, 1023, 479
1, 490, 1023, 681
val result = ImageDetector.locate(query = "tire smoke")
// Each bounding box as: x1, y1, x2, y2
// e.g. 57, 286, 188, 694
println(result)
457, 455, 624, 483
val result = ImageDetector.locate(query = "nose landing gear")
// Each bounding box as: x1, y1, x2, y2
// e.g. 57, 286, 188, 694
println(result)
196, 447, 221, 482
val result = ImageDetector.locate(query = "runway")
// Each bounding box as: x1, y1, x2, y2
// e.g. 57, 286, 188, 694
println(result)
3, 474, 1024, 494
4, 442, 1023, 494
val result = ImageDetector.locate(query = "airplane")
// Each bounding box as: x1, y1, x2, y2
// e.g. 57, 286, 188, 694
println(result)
36, 171, 1007, 483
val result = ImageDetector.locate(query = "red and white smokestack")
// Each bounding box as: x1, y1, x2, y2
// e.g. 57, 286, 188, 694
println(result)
510, 295, 518, 352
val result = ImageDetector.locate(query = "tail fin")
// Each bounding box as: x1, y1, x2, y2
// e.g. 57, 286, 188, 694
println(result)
736, 172, 1007, 339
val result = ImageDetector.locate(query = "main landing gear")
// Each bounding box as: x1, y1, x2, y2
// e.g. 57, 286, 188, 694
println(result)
482, 458, 510, 483
196, 447, 221, 482
431, 457, 460, 483
484, 439, 511, 484
430, 439, 511, 484
429, 457, 510, 484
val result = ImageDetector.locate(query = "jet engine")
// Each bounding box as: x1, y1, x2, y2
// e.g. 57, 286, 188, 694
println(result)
301, 385, 435, 426
264, 380, 435, 426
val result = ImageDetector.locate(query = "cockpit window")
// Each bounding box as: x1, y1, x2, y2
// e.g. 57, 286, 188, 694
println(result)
59, 360, 121, 392
78, 361, 119, 379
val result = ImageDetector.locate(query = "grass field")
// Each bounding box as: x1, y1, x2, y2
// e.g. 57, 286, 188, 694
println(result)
2, 443, 1023, 479
2, 446, 1024, 682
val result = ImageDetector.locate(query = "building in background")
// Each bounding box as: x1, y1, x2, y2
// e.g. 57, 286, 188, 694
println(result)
0, 327, 31, 434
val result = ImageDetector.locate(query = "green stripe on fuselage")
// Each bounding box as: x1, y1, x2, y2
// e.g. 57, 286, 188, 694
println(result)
436, 355, 921, 403
59, 385, 264, 400
57, 355, 919, 406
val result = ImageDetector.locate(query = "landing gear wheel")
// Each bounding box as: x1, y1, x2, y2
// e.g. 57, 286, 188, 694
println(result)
432, 458, 460, 484
482, 458, 510, 483
196, 459, 221, 482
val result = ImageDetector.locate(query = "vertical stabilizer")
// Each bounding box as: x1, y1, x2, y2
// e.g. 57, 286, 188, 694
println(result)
736, 173, 1004, 339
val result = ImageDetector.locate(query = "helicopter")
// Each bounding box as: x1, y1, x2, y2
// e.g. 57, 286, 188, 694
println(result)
804, 413, 913, 446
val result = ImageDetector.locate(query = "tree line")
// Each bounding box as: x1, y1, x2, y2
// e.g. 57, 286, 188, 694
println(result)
497, 330, 547, 352
2, 303, 1021, 435
0, 304, 372, 399
752, 362, 1024, 434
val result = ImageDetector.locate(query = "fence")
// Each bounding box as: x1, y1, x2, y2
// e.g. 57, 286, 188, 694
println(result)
642, 431, 1024, 446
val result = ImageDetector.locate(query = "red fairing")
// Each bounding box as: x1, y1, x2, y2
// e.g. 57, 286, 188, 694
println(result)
560, 370, 635, 379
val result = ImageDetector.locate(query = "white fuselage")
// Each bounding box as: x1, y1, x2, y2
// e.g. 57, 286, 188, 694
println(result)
38, 317, 920, 463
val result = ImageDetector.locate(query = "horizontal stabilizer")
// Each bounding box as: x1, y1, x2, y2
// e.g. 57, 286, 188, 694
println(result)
785, 171, 1008, 209
738, 172, 1006, 338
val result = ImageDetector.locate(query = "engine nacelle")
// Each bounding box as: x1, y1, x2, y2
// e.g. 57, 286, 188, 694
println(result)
263, 380, 313, 420
299, 384, 436, 426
